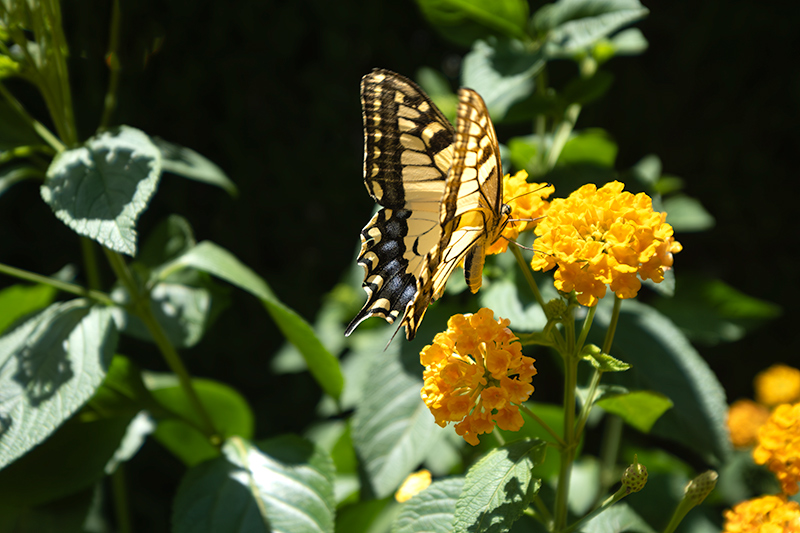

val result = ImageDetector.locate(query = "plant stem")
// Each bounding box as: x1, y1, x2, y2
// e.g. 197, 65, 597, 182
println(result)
575, 305, 596, 353
520, 403, 565, 447
574, 368, 601, 440
563, 485, 628, 533
545, 103, 581, 171
598, 414, 623, 496
0, 261, 114, 305
554, 307, 580, 530
111, 465, 132, 533
103, 248, 219, 440
98, 0, 122, 131
0, 82, 65, 152
511, 244, 546, 308
80, 237, 102, 290
602, 296, 622, 355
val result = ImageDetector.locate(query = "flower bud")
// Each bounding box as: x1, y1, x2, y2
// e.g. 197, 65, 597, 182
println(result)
684, 470, 718, 506
622, 456, 648, 493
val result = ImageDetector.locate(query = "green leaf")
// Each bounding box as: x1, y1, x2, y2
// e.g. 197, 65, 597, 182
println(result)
453, 439, 545, 533
580, 502, 656, 533
0, 486, 98, 533
0, 415, 131, 506
154, 137, 238, 196
558, 128, 617, 167
580, 344, 631, 372
627, 153, 662, 186
534, 0, 649, 58
479, 278, 547, 333
415, 0, 529, 47
608, 27, 648, 55
652, 276, 781, 346
162, 241, 343, 400
595, 390, 673, 432
393, 477, 465, 533
0, 301, 117, 470
85, 355, 160, 418
0, 283, 56, 335
416, 67, 459, 124
352, 340, 443, 499
498, 403, 563, 482
173, 436, 335, 533
562, 70, 614, 105
40, 125, 162, 256
461, 38, 545, 120
337, 499, 395, 533
144, 373, 255, 466
594, 299, 731, 462
663, 194, 715, 232
135, 214, 197, 271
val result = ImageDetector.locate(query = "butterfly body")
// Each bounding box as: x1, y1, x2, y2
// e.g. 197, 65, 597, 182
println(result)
346, 69, 509, 340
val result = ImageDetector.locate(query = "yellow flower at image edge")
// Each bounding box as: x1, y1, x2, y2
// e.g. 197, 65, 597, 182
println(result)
722, 495, 800, 533
755, 364, 800, 407
485, 170, 554, 256
530, 181, 682, 306
753, 402, 800, 495
420, 308, 537, 446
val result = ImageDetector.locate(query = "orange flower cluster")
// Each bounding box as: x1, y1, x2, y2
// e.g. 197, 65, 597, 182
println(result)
727, 399, 771, 448
722, 495, 800, 533
419, 308, 537, 446
755, 364, 800, 407
486, 170, 554, 255
530, 181, 682, 306
753, 403, 800, 495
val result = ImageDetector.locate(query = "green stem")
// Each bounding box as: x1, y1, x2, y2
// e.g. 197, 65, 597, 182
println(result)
42, 0, 77, 146
0, 261, 114, 305
602, 296, 622, 355
598, 414, 623, 496
80, 237, 102, 291
545, 103, 581, 171
0, 82, 65, 152
574, 367, 601, 440
98, 0, 122, 131
531, 493, 554, 528
520, 403, 566, 448
511, 244, 546, 309
563, 485, 628, 533
103, 249, 219, 440
111, 465, 132, 533
575, 305, 596, 353
554, 306, 579, 530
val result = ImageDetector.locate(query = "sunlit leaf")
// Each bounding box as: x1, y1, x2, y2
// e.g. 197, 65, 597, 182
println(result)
154, 137, 238, 196
40, 125, 162, 256
416, 0, 529, 47
663, 194, 715, 232
0, 283, 56, 335
596, 390, 673, 433
394, 477, 465, 533
0, 301, 117, 470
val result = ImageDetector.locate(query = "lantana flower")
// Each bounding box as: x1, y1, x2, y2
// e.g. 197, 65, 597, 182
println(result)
530, 181, 682, 306
753, 402, 800, 495
419, 308, 537, 446
722, 495, 800, 532
486, 170, 554, 255
727, 399, 770, 448
755, 364, 800, 407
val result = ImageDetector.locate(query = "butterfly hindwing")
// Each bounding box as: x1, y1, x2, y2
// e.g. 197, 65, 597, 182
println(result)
345, 69, 455, 337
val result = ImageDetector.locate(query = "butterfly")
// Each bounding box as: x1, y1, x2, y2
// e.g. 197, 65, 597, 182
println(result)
345, 69, 510, 340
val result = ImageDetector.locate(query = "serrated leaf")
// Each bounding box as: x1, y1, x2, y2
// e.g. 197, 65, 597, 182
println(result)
462, 38, 545, 120
663, 194, 715, 232
595, 390, 673, 433
535, 0, 649, 57
454, 439, 545, 533
581, 345, 630, 372
154, 137, 237, 196
40, 125, 162, 256
415, 0, 529, 47
0, 301, 117, 470
393, 477, 465, 533
579, 502, 656, 533
352, 343, 443, 499
173, 436, 335, 533
144, 374, 254, 466
0, 283, 56, 335
594, 299, 730, 462
162, 241, 343, 400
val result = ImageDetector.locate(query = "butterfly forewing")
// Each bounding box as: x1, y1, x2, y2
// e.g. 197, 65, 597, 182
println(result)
345, 70, 455, 337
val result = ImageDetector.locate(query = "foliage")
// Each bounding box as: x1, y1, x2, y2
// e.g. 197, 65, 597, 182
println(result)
0, 0, 783, 532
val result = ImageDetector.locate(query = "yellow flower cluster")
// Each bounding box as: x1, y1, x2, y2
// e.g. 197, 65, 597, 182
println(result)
722, 495, 800, 533
420, 308, 537, 446
530, 181, 682, 306
486, 170, 554, 255
755, 364, 800, 407
753, 403, 800, 495
727, 399, 770, 448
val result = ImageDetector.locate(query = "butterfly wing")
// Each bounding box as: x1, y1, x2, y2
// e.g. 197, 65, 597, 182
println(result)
403, 88, 509, 337
345, 69, 455, 337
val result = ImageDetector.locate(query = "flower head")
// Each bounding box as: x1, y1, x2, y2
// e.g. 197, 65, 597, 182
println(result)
530, 181, 682, 306
722, 495, 800, 533
755, 364, 800, 407
420, 308, 537, 445
728, 399, 771, 448
753, 402, 800, 495
486, 170, 554, 255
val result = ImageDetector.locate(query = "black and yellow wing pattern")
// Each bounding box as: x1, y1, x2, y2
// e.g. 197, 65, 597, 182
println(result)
346, 69, 509, 340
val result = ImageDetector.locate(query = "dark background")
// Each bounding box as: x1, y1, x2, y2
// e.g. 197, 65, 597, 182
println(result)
1, 0, 798, 526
